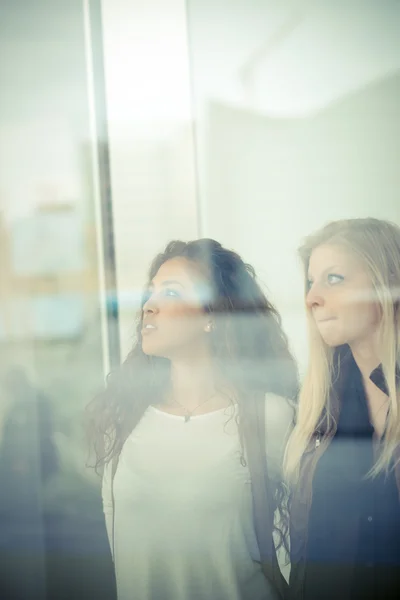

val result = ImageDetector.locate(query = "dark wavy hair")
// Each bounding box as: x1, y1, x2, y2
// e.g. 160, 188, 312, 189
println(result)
87, 238, 298, 551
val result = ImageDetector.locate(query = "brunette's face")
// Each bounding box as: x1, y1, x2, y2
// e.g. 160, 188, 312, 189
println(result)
141, 257, 211, 359
306, 244, 381, 348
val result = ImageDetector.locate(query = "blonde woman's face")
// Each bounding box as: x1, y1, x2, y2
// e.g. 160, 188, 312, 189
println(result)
306, 244, 381, 348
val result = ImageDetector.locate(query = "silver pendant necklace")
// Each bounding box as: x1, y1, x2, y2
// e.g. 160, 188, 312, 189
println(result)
170, 391, 218, 423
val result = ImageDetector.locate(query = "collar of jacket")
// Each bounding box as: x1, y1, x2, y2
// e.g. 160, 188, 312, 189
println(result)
369, 362, 400, 395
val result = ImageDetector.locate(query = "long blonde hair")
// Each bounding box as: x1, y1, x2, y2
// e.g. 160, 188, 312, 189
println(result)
285, 218, 400, 483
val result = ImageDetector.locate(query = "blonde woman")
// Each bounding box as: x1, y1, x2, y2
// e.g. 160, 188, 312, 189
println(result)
285, 218, 400, 600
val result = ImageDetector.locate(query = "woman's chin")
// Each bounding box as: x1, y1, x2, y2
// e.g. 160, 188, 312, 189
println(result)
142, 345, 156, 357
320, 333, 346, 348
142, 340, 167, 358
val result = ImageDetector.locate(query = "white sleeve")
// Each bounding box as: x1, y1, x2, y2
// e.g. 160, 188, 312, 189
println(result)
102, 459, 114, 559
264, 392, 294, 482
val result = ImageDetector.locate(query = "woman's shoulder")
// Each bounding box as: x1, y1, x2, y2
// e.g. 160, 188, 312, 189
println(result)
264, 392, 295, 428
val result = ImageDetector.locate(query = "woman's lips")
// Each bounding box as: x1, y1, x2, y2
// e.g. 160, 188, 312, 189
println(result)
142, 324, 157, 335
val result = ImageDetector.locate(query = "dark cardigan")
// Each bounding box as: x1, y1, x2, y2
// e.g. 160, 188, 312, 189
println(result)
289, 350, 400, 600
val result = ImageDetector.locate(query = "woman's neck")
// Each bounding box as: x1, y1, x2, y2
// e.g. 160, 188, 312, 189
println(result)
169, 358, 218, 411
349, 336, 381, 382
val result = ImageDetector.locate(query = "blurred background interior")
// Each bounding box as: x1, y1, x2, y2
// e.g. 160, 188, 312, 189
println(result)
0, 0, 399, 598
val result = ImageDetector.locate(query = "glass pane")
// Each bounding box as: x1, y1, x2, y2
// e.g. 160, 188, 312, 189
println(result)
100, 0, 200, 355
0, 1, 114, 598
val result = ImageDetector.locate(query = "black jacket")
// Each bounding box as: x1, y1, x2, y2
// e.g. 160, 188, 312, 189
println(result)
289, 349, 400, 600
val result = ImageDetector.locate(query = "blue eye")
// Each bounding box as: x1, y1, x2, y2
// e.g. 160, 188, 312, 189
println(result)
327, 274, 344, 285
164, 288, 180, 298
306, 279, 313, 291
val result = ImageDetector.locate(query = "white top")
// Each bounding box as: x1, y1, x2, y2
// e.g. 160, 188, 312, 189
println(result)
102, 393, 292, 600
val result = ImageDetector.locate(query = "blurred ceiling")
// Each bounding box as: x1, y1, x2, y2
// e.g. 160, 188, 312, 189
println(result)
187, 0, 400, 117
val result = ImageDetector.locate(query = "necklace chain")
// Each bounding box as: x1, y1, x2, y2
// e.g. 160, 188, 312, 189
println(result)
169, 391, 219, 423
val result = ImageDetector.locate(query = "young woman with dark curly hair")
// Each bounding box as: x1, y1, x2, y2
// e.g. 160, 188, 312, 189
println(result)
88, 238, 298, 600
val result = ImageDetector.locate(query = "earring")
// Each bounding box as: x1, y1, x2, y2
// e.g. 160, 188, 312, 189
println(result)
205, 322, 213, 333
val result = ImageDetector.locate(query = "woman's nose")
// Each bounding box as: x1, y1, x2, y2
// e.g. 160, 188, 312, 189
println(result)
143, 295, 159, 315
306, 284, 325, 310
